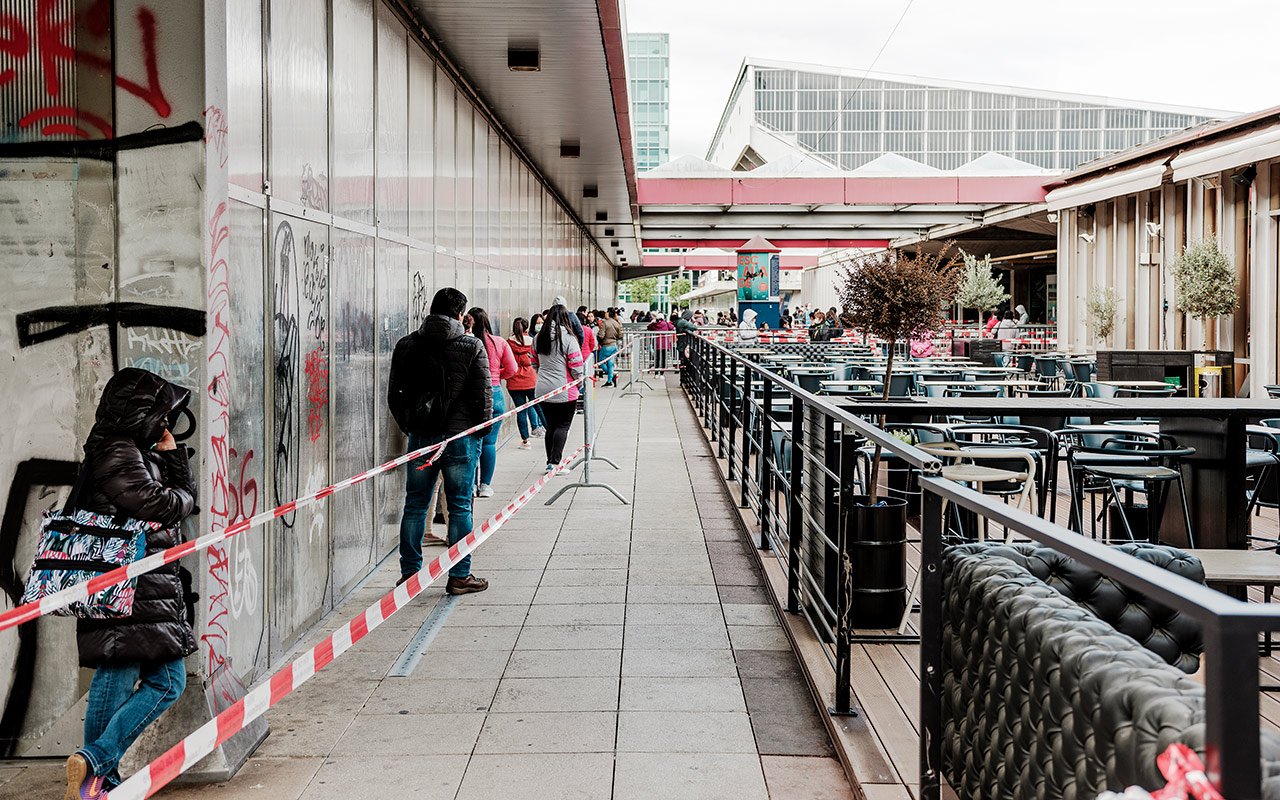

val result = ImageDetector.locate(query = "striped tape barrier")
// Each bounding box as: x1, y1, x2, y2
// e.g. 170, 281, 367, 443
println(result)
107, 444, 584, 800
0, 337, 637, 633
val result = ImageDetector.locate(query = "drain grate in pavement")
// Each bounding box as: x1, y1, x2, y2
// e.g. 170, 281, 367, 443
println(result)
388, 594, 460, 677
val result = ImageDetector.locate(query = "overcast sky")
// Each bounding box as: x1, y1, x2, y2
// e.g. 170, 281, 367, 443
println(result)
626, 0, 1280, 158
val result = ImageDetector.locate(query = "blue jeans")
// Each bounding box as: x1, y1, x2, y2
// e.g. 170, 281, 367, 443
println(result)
79, 659, 186, 788
598, 344, 618, 383
400, 432, 480, 579
479, 387, 505, 486
509, 388, 539, 440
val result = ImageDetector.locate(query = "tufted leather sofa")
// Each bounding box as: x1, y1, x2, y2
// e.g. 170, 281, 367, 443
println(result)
942, 542, 1280, 800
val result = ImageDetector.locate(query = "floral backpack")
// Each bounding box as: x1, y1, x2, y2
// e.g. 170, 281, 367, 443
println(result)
20, 465, 153, 618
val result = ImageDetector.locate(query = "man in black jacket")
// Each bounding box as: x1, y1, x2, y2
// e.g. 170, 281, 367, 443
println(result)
388, 287, 492, 594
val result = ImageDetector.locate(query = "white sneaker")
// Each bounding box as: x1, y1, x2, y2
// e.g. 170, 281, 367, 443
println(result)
555, 466, 571, 477
517, 440, 532, 450
477, 484, 494, 498
531, 427, 546, 438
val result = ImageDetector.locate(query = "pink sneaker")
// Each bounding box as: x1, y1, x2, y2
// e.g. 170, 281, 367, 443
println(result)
64, 754, 106, 800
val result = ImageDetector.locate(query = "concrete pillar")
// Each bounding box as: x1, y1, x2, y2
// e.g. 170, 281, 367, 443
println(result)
0, 0, 262, 779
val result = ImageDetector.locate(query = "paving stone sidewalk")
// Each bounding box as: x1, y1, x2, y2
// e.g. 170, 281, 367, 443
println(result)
1, 378, 852, 800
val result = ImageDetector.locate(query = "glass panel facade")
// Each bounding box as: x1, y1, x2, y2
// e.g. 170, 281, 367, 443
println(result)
221, 0, 614, 663
627, 33, 670, 171
747, 66, 1217, 170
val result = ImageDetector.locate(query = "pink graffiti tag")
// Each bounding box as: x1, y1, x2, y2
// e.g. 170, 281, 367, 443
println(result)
203, 200, 236, 704
204, 105, 229, 168
304, 346, 328, 443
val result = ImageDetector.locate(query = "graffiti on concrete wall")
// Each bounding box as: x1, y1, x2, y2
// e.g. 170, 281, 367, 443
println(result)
0, 0, 171, 140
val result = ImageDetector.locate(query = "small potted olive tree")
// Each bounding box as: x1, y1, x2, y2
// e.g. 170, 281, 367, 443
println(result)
1172, 239, 1237, 349
835, 245, 961, 627
955, 250, 1009, 324
1086, 286, 1117, 347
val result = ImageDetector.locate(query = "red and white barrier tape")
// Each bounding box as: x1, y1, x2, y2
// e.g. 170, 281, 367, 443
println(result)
108, 444, 584, 800
0, 339, 634, 633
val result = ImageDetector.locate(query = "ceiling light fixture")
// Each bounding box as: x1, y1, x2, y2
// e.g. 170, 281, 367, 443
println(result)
560, 140, 581, 158
595, 211, 607, 221
1232, 165, 1257, 187
583, 184, 598, 198
507, 41, 540, 71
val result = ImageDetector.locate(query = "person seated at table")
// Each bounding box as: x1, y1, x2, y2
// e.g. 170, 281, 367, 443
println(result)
983, 311, 1001, 337
809, 310, 833, 342
1015, 304, 1030, 327
910, 336, 935, 358
994, 311, 1018, 341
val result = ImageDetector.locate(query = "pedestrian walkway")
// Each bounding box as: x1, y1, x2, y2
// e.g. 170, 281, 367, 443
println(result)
1, 378, 852, 800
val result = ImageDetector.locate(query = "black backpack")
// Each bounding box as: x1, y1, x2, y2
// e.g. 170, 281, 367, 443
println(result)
387, 331, 450, 435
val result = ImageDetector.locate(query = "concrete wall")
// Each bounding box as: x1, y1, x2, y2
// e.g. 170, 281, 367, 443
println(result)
0, 0, 615, 761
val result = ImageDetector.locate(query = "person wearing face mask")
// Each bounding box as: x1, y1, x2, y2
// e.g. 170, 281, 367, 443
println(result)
63, 368, 199, 800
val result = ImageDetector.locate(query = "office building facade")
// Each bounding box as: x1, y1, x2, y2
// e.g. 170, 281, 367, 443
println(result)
628, 33, 671, 172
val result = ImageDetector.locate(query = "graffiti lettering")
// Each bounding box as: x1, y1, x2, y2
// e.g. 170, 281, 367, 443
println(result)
0, 0, 172, 139
203, 105, 228, 168
226, 448, 259, 620
126, 356, 198, 389
272, 221, 301, 528
203, 199, 235, 702
411, 271, 428, 329
304, 346, 328, 443
299, 163, 328, 211
0, 460, 77, 755
126, 326, 201, 359
301, 235, 328, 341
302, 464, 326, 546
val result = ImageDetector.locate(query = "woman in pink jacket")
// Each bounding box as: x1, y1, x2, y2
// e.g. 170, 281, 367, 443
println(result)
469, 307, 518, 498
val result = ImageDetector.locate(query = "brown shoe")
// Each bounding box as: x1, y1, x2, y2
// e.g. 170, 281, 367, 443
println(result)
422, 532, 448, 546
446, 575, 489, 595
64, 753, 90, 800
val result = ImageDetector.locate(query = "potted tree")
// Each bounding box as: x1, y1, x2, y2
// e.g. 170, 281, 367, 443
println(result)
1172, 239, 1237, 349
835, 245, 961, 627
955, 250, 1009, 325
1085, 286, 1117, 346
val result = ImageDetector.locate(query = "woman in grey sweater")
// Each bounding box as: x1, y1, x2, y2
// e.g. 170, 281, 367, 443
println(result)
533, 305, 585, 474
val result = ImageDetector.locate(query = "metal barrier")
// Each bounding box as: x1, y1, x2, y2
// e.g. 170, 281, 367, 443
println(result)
684, 333, 1280, 799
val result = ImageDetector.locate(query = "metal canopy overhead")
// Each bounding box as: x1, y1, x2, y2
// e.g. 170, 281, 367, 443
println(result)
897, 204, 1057, 267
636, 171, 1052, 250
398, 0, 639, 268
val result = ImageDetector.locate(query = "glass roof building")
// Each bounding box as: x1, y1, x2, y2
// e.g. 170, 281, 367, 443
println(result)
628, 33, 671, 172
706, 58, 1233, 172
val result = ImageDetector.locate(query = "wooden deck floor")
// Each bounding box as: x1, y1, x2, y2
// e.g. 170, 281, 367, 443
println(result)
701, 418, 1280, 800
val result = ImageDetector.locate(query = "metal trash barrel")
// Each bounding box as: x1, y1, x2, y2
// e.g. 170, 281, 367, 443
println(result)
845, 495, 908, 628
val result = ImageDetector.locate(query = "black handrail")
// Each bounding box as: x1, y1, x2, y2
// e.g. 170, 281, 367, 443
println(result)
683, 332, 1280, 800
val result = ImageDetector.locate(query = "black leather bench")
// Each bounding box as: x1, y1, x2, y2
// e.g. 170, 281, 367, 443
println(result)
942, 542, 1280, 799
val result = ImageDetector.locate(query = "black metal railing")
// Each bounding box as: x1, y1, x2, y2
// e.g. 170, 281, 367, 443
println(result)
684, 333, 1280, 800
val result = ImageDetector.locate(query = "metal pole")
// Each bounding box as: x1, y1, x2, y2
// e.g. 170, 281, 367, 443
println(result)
620, 333, 653, 397
726, 357, 737, 474
1202, 617, 1262, 799
739, 360, 751, 507
759, 379, 773, 551
831, 428, 858, 716
787, 403, 803, 615
918, 487, 945, 800
544, 355, 629, 506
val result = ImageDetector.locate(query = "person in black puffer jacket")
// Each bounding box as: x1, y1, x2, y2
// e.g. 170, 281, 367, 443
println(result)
65, 368, 197, 800
387, 287, 493, 597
